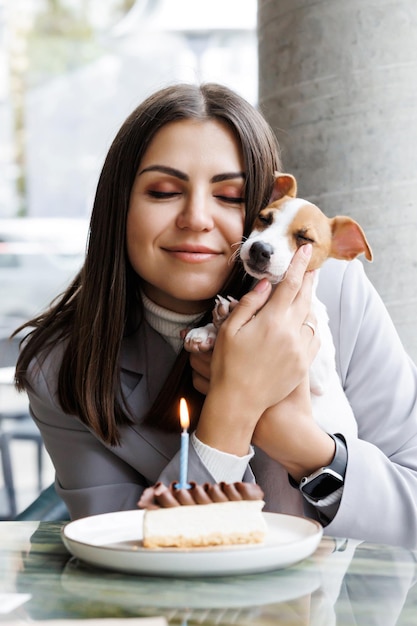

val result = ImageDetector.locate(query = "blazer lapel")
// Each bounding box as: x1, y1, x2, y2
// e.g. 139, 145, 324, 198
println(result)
120, 320, 177, 404
117, 321, 181, 479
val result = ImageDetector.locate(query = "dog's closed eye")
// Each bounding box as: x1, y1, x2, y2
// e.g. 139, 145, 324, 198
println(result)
295, 229, 315, 245
257, 212, 273, 227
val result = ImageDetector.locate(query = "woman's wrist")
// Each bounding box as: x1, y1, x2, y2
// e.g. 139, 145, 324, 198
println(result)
196, 387, 260, 456
253, 411, 336, 482
274, 427, 336, 482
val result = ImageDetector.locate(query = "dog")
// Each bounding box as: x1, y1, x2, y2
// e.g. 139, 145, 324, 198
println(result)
184, 173, 373, 437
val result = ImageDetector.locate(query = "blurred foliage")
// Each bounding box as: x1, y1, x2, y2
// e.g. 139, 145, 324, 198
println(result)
26, 0, 136, 86
7, 0, 136, 215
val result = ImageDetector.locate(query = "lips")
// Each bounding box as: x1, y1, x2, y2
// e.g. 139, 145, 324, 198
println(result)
164, 244, 220, 254
162, 244, 222, 263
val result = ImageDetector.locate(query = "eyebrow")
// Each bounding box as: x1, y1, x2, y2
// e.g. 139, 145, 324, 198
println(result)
138, 165, 246, 183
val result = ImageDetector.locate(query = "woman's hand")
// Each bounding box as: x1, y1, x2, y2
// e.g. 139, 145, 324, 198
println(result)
253, 379, 336, 481
189, 350, 212, 395
195, 244, 320, 455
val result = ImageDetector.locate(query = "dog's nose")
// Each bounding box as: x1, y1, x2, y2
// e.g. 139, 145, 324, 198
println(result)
249, 241, 273, 269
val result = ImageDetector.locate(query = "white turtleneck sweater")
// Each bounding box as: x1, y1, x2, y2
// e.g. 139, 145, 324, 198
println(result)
141, 292, 254, 482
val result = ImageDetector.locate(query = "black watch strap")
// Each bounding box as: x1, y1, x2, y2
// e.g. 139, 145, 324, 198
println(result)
288, 433, 347, 495
320, 433, 347, 478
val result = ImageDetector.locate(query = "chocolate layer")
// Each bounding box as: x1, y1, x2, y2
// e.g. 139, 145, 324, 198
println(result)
137, 481, 264, 510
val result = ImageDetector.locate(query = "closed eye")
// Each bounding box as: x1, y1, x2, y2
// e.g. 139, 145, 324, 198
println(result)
295, 230, 315, 245
257, 212, 273, 226
215, 195, 244, 205
147, 190, 181, 199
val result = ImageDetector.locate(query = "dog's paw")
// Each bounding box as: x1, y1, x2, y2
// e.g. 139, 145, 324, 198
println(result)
213, 295, 239, 328
183, 323, 217, 353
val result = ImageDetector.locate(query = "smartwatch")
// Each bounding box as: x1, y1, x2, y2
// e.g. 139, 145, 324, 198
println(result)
291, 433, 347, 502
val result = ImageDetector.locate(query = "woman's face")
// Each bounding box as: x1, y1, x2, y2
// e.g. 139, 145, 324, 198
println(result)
127, 119, 246, 313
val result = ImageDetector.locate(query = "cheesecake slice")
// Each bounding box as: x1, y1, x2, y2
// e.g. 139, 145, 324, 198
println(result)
138, 481, 266, 549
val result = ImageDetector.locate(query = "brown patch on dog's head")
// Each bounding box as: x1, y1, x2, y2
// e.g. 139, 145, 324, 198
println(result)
252, 208, 275, 232
288, 202, 334, 270
252, 173, 298, 232
289, 205, 373, 269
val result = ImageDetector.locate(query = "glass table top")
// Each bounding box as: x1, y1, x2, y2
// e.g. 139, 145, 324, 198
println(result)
1, 521, 417, 625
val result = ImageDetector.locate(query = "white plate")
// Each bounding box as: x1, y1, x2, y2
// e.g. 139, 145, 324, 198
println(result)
62, 511, 322, 577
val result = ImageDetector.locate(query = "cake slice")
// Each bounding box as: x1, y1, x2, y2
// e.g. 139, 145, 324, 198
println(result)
137, 481, 266, 549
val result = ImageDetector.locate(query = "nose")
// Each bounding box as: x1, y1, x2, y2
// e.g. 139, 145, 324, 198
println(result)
176, 191, 214, 231
249, 241, 274, 270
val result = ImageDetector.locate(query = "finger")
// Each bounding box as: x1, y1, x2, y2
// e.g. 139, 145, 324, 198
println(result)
189, 351, 212, 395
302, 320, 320, 361
301, 318, 317, 338
189, 351, 211, 381
269, 244, 313, 309
293, 269, 316, 314
223, 278, 272, 334
288, 242, 313, 284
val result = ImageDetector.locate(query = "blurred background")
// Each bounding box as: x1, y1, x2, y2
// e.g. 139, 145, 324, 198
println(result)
0, 0, 257, 518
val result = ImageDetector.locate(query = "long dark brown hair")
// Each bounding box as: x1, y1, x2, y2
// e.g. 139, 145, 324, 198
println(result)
14, 83, 281, 445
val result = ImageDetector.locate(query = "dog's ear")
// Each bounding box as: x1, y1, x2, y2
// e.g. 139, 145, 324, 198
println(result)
330, 216, 373, 261
270, 172, 297, 202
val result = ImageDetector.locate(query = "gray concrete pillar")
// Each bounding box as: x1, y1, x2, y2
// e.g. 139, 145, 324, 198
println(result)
258, 0, 417, 362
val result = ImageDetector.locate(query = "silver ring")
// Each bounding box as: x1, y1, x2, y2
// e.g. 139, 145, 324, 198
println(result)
302, 321, 316, 336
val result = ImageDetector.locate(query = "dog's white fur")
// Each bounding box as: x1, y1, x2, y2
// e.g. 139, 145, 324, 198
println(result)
184, 174, 372, 438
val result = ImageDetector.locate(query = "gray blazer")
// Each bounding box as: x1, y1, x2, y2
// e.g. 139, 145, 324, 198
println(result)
26, 259, 417, 548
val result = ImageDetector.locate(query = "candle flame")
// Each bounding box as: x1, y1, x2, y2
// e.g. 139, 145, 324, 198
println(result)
179, 397, 190, 430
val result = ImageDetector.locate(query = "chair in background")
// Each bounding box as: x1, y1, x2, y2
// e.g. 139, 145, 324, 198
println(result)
0, 410, 44, 519
14, 482, 69, 521
0, 333, 44, 519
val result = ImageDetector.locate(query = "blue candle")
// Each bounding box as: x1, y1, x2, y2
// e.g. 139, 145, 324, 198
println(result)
177, 398, 191, 490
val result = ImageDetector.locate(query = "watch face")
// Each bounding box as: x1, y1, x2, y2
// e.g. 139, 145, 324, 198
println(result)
301, 472, 344, 500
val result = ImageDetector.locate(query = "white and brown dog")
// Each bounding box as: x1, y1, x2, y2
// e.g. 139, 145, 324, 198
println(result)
184, 173, 373, 437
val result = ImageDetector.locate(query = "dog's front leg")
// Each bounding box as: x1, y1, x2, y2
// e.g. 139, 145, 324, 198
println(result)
183, 322, 218, 352
212, 295, 238, 326
183, 295, 238, 353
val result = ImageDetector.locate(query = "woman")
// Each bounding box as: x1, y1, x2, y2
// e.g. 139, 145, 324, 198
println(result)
14, 83, 417, 548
